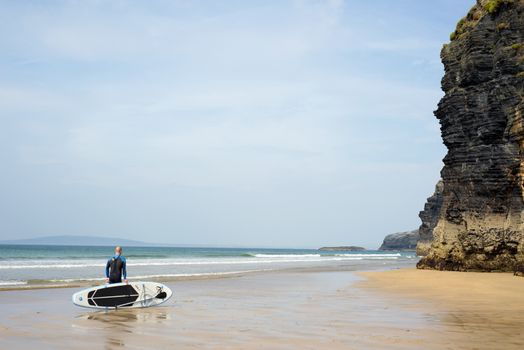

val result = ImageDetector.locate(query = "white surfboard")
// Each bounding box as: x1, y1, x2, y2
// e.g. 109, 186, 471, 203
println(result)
72, 282, 172, 309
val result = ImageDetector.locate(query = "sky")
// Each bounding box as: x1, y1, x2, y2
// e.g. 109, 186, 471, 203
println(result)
0, 0, 474, 248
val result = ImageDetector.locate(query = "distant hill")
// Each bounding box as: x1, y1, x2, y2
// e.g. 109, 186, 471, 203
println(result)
0, 235, 162, 247
318, 246, 366, 251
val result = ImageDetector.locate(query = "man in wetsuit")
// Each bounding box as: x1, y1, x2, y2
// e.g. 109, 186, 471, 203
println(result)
105, 246, 127, 284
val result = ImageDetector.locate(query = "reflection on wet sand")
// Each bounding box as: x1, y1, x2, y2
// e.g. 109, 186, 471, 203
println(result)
75, 307, 173, 349
80, 307, 172, 324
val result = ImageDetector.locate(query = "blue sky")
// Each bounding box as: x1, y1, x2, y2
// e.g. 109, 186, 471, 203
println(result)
0, 0, 474, 248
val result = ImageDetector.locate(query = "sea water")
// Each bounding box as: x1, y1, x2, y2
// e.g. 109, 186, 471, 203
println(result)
0, 245, 418, 286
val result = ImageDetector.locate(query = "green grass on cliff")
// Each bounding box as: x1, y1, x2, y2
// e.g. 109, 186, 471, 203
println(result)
449, 4, 486, 42
483, 0, 514, 14
450, 0, 515, 41
450, 17, 470, 41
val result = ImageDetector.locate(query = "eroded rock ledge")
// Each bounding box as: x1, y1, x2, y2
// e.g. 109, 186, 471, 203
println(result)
417, 0, 524, 272
416, 180, 444, 256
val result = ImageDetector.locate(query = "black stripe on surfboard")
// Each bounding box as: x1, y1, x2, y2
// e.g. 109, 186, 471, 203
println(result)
90, 294, 139, 300
91, 285, 138, 298
87, 295, 166, 308
90, 295, 139, 307
109, 295, 166, 308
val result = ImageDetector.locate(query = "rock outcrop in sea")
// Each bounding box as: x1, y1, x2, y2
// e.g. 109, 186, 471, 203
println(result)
417, 0, 524, 272
379, 230, 419, 251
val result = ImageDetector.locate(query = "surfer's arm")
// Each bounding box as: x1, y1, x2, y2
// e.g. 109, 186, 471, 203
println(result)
105, 258, 111, 278
122, 258, 127, 280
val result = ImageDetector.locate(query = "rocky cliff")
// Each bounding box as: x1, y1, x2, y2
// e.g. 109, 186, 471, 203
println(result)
417, 0, 524, 272
416, 180, 444, 256
379, 230, 419, 251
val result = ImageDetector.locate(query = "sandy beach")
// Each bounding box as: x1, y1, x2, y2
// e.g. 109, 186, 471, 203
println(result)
0, 268, 522, 349
359, 269, 524, 349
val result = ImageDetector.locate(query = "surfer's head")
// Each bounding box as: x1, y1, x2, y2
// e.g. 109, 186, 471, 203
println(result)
115, 246, 122, 256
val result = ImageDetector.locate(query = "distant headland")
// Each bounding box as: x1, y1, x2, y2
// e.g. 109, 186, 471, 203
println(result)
0, 235, 162, 247
318, 246, 366, 251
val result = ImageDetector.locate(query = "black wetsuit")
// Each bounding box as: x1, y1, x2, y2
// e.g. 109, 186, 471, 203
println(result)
105, 255, 127, 284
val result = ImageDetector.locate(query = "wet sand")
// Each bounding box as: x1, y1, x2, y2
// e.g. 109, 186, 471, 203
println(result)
0, 269, 523, 349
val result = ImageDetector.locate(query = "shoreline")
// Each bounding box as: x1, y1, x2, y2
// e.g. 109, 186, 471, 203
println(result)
0, 244, 415, 291
0, 262, 414, 292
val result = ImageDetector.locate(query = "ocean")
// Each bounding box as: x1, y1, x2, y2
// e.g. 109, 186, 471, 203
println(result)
0, 245, 418, 287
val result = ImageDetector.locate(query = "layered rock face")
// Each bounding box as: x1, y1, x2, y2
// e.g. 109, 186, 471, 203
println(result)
418, 0, 524, 272
416, 180, 444, 256
379, 230, 419, 251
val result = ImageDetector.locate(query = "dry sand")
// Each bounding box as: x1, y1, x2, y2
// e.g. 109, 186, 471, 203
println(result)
0, 269, 523, 349
358, 268, 524, 349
